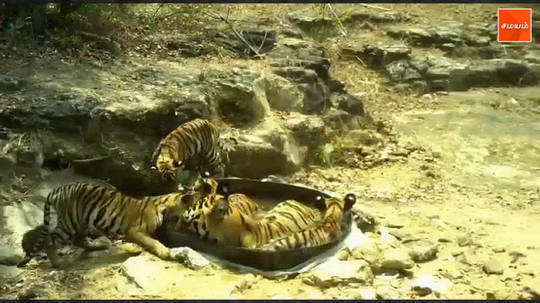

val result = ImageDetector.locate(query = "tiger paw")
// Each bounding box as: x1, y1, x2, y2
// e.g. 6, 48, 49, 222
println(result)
155, 246, 172, 260
120, 243, 144, 255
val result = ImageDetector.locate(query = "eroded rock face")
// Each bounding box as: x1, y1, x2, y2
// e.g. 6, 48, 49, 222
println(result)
210, 70, 270, 125
387, 22, 469, 48
341, 43, 411, 69
227, 122, 306, 178
261, 73, 303, 112
0, 33, 367, 196
385, 57, 538, 92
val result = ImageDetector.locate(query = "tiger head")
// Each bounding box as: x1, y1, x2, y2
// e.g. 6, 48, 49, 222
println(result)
154, 158, 184, 181
191, 177, 218, 196
181, 193, 227, 239
18, 224, 48, 267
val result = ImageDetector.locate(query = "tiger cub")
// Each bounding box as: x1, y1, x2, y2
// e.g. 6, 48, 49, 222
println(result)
180, 192, 260, 244
260, 194, 356, 250
183, 194, 322, 249
151, 118, 224, 181
17, 182, 199, 268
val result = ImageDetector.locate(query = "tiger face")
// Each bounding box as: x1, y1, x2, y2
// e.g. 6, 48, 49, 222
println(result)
155, 158, 184, 181
182, 193, 227, 239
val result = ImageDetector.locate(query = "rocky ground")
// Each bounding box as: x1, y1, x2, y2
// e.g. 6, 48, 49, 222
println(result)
0, 3, 539, 300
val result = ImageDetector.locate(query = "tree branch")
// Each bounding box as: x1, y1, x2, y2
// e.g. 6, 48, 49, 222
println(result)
203, 11, 263, 58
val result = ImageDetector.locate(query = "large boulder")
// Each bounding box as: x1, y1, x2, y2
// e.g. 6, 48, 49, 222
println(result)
227, 122, 306, 178
209, 70, 270, 125
261, 73, 303, 112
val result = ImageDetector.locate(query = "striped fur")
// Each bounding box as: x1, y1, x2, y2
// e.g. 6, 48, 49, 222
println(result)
181, 192, 260, 242
182, 194, 322, 249
237, 200, 322, 249
151, 119, 224, 180
17, 182, 198, 268
260, 194, 356, 250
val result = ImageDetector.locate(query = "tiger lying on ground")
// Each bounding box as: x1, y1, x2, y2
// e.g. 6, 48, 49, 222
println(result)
181, 189, 323, 249
151, 118, 225, 182
17, 182, 200, 268
180, 192, 261, 244
260, 194, 356, 250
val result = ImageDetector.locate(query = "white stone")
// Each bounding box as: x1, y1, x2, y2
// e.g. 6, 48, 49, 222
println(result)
302, 259, 373, 288
411, 274, 452, 297
170, 247, 210, 270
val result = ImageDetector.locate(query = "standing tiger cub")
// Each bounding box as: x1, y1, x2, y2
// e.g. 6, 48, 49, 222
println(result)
151, 119, 225, 182
18, 182, 199, 268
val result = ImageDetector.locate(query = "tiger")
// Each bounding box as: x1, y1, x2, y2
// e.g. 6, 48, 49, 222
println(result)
17, 182, 200, 268
178, 194, 260, 245
182, 192, 322, 249
260, 193, 357, 251
151, 119, 225, 182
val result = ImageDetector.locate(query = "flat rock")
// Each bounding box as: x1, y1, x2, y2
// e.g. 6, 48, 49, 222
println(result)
352, 206, 378, 232
121, 253, 184, 293
349, 236, 382, 268
385, 56, 537, 92
482, 257, 504, 275
407, 240, 438, 262
344, 11, 408, 24
411, 274, 452, 298
376, 285, 401, 299
287, 13, 333, 28
302, 259, 373, 288
341, 43, 411, 68
335, 93, 366, 116
170, 247, 210, 270
387, 28, 434, 46
285, 114, 329, 150
342, 287, 377, 300
457, 234, 472, 247
0, 264, 23, 280
380, 248, 414, 270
